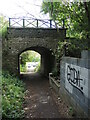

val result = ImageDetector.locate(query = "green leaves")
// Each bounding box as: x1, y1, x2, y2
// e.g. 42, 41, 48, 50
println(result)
2, 71, 25, 118
41, 2, 90, 39
0, 15, 8, 38
52, 38, 88, 76
20, 50, 40, 65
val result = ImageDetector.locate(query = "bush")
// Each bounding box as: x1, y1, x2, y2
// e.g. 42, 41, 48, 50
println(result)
65, 38, 88, 58
20, 50, 40, 65
2, 71, 25, 118
20, 64, 26, 72
52, 38, 88, 77
34, 62, 40, 72
0, 16, 8, 39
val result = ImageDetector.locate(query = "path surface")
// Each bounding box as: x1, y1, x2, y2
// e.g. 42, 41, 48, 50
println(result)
21, 73, 61, 118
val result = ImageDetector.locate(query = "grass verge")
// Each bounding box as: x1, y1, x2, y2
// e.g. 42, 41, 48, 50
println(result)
2, 71, 25, 118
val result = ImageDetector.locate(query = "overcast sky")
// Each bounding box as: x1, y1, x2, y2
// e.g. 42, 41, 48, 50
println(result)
0, 0, 49, 19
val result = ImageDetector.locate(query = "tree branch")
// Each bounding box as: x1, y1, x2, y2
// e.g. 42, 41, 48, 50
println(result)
84, 2, 90, 25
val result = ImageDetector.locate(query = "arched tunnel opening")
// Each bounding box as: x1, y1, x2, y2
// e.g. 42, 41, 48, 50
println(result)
19, 50, 41, 74
18, 46, 55, 77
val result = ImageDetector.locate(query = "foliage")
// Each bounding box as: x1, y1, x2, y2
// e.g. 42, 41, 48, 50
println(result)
65, 38, 89, 57
2, 71, 25, 118
41, 1, 90, 76
20, 51, 41, 73
41, 1, 90, 39
34, 62, 40, 72
0, 15, 8, 38
52, 41, 68, 76
20, 64, 26, 72
52, 38, 88, 76
20, 50, 40, 65
68, 106, 76, 116
51, 68, 58, 77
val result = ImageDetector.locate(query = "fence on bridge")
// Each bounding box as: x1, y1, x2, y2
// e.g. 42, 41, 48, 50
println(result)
9, 18, 65, 28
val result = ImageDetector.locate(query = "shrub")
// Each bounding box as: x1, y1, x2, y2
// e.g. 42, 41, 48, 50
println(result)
2, 71, 25, 118
0, 16, 8, 39
34, 62, 40, 72
20, 64, 26, 72
52, 38, 88, 76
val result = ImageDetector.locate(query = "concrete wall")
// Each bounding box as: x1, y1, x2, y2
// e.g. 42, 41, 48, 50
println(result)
60, 50, 90, 117
2, 27, 66, 76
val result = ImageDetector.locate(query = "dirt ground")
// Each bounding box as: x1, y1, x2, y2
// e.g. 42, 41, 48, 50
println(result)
21, 73, 72, 118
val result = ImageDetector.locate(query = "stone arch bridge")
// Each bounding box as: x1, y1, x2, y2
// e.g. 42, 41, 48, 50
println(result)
2, 18, 66, 76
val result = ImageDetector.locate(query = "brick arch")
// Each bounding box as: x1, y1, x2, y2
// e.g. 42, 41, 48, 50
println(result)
2, 27, 66, 75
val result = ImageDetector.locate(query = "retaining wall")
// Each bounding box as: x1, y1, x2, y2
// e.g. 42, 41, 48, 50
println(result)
60, 50, 90, 117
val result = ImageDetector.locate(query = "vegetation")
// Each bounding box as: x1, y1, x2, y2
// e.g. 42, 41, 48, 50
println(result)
0, 15, 8, 38
41, 1, 90, 76
20, 64, 26, 73
41, 1, 90, 39
52, 38, 88, 76
34, 62, 40, 73
20, 50, 41, 73
2, 71, 25, 118
20, 50, 40, 65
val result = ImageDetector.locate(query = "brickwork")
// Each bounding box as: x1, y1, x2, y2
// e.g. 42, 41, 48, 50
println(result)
2, 27, 66, 75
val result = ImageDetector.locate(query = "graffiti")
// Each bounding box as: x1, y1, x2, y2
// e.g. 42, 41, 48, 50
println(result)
67, 65, 83, 93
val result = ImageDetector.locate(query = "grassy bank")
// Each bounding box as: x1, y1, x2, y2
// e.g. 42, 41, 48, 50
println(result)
2, 71, 25, 118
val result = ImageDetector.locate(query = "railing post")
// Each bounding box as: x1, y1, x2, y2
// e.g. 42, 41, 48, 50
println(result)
23, 19, 25, 28
37, 19, 38, 28
62, 19, 65, 28
50, 19, 52, 28
9, 18, 11, 27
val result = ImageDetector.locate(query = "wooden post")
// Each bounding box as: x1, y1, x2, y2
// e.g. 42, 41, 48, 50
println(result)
9, 18, 11, 27
37, 19, 38, 28
50, 20, 52, 28
23, 19, 25, 28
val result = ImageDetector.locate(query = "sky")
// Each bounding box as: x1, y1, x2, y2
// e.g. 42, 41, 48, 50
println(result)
0, 0, 49, 19
0, 0, 89, 19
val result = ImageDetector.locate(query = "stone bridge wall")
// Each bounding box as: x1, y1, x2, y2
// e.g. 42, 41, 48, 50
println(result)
60, 50, 90, 117
2, 28, 66, 75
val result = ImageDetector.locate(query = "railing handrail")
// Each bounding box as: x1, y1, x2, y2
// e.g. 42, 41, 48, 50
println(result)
9, 18, 65, 28
9, 17, 52, 20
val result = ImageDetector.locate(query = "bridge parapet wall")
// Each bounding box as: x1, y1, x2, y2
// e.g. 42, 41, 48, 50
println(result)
6, 27, 66, 55
7, 28, 66, 39
60, 50, 90, 117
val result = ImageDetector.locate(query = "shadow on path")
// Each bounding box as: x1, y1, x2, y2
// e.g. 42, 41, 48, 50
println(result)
21, 73, 61, 118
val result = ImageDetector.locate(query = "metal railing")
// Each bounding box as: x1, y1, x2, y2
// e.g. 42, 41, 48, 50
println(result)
9, 18, 65, 28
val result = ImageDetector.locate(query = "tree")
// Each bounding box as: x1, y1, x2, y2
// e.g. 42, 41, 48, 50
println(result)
0, 15, 8, 38
41, 1, 90, 39
20, 51, 40, 65
41, 1, 90, 76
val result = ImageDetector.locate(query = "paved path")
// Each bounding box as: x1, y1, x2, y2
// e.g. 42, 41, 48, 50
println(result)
21, 73, 61, 118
